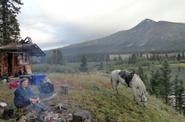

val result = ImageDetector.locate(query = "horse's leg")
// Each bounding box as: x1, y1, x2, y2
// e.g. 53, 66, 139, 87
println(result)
115, 80, 119, 95
132, 86, 140, 105
111, 77, 114, 91
111, 78, 119, 94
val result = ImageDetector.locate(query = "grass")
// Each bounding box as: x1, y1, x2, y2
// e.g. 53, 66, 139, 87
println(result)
0, 84, 14, 122
0, 84, 14, 105
72, 87, 185, 122
48, 73, 185, 122
0, 73, 185, 121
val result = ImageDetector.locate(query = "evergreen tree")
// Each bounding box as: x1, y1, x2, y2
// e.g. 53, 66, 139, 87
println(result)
173, 75, 185, 114
183, 91, 185, 115
138, 65, 145, 81
79, 55, 88, 72
160, 60, 171, 104
128, 54, 137, 64
150, 70, 161, 96
51, 49, 65, 65
0, 0, 23, 45
117, 55, 123, 65
177, 53, 181, 61
178, 80, 184, 114
98, 61, 104, 70
174, 75, 181, 111
138, 65, 151, 93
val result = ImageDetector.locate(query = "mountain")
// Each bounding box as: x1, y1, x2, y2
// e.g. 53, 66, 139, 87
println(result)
61, 19, 185, 56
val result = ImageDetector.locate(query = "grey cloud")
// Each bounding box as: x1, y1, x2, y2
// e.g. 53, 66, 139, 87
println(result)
18, 0, 185, 49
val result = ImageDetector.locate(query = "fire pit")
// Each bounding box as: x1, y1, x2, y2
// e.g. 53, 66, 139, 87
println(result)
22, 111, 68, 122
17, 103, 92, 122
17, 103, 73, 122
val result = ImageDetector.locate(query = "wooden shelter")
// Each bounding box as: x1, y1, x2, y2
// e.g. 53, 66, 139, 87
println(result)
0, 37, 45, 77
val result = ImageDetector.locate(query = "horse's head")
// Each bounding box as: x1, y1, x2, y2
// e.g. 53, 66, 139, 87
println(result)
140, 91, 148, 107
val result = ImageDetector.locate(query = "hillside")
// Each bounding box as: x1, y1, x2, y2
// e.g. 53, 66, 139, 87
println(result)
61, 19, 185, 56
49, 73, 185, 122
0, 73, 184, 121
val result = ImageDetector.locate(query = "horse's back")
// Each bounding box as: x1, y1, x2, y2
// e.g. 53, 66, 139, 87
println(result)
111, 70, 121, 80
111, 70, 121, 75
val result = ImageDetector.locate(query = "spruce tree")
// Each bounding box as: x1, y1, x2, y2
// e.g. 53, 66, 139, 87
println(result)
173, 75, 181, 111
174, 77, 185, 114
138, 65, 151, 93
160, 60, 171, 104
183, 90, 185, 115
150, 70, 161, 96
98, 61, 103, 70
173, 75, 185, 114
178, 80, 184, 114
52, 49, 65, 65
128, 54, 137, 64
79, 55, 88, 72
0, 0, 23, 45
177, 53, 181, 61
117, 55, 123, 65
138, 65, 145, 80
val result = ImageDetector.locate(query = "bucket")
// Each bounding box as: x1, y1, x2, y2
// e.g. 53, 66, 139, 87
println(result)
61, 85, 69, 95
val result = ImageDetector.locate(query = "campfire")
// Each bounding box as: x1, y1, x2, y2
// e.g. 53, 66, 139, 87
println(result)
15, 85, 92, 122
18, 108, 71, 122
17, 102, 91, 122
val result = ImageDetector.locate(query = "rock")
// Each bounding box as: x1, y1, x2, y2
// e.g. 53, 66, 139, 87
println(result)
0, 102, 7, 117
2, 106, 14, 120
73, 110, 92, 122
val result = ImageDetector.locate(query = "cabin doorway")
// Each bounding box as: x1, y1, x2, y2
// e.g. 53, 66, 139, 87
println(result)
8, 53, 13, 76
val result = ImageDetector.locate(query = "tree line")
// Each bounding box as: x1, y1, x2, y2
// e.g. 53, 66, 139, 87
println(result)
138, 60, 185, 115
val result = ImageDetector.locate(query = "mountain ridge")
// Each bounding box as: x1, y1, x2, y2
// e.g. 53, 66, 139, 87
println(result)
61, 19, 185, 56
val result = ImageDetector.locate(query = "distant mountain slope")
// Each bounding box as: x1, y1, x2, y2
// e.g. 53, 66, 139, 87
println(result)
62, 19, 185, 56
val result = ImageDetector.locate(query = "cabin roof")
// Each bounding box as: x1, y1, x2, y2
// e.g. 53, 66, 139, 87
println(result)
0, 38, 45, 56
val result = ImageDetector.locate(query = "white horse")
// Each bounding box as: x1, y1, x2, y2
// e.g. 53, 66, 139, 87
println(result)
111, 70, 147, 106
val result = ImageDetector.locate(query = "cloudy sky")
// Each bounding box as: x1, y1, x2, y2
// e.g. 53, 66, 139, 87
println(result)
18, 0, 185, 50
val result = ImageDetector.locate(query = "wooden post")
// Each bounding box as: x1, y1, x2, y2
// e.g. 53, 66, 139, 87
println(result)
61, 85, 69, 95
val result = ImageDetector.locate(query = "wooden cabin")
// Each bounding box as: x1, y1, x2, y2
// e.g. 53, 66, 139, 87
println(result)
0, 38, 45, 78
